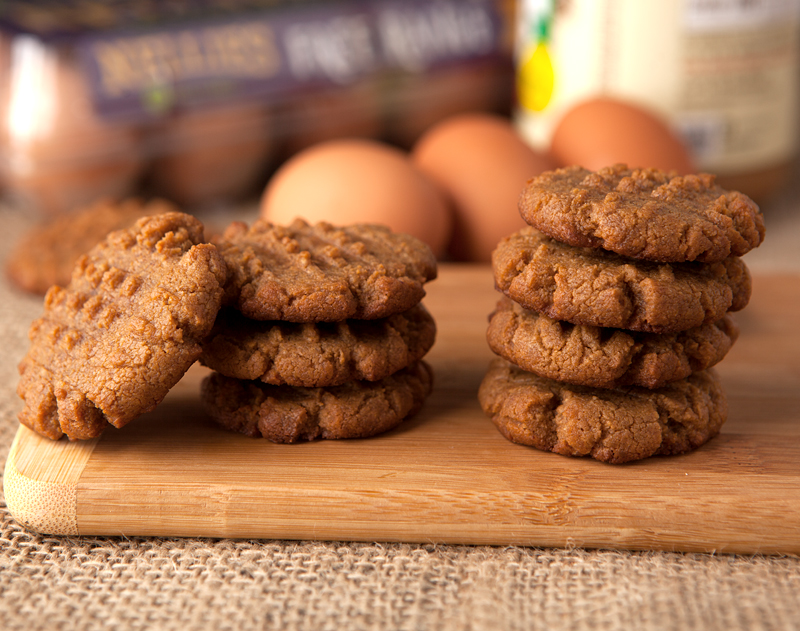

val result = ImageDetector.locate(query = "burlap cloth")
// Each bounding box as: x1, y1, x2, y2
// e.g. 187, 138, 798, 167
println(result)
1, 202, 798, 631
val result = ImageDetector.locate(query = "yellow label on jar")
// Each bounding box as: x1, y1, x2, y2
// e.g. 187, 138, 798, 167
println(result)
517, 41, 554, 112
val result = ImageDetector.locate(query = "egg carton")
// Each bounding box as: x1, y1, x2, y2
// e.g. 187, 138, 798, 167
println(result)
0, 0, 514, 215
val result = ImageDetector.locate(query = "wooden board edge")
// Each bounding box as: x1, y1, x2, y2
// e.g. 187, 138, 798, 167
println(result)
68, 515, 800, 556
70, 475, 800, 555
3, 425, 99, 535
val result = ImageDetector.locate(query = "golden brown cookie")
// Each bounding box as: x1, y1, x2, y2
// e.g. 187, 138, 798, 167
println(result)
486, 297, 738, 389
200, 303, 436, 387
5, 197, 178, 295
478, 358, 727, 464
17, 212, 226, 440
201, 361, 433, 443
518, 164, 765, 262
493, 227, 751, 333
216, 218, 437, 322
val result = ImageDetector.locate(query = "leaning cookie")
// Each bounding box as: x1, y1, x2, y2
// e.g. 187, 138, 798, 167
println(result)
5, 197, 178, 295
17, 212, 226, 440
486, 297, 738, 389
493, 227, 751, 333
201, 361, 433, 443
478, 358, 727, 464
216, 218, 437, 322
200, 303, 436, 387
519, 164, 765, 263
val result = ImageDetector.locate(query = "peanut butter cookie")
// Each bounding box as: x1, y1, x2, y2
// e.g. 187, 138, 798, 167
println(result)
200, 303, 436, 387
17, 212, 226, 440
519, 164, 765, 262
216, 218, 437, 322
486, 297, 738, 389
493, 227, 751, 333
201, 361, 433, 443
5, 197, 178, 295
478, 358, 727, 464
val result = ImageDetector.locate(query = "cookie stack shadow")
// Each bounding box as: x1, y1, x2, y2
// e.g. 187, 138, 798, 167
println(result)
199, 218, 438, 443
478, 164, 766, 464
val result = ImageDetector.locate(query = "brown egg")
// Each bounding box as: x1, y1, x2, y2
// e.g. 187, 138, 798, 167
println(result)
150, 102, 274, 208
2, 53, 144, 214
549, 97, 696, 174
411, 112, 555, 262
261, 138, 452, 258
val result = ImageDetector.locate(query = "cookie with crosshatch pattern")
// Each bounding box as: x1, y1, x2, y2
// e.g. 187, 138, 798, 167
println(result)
518, 164, 765, 263
215, 218, 437, 323
17, 212, 226, 440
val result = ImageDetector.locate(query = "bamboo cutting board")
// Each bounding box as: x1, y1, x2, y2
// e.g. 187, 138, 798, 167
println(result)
5, 265, 800, 554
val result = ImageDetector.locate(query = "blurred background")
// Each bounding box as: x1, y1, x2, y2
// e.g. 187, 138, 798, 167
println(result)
0, 0, 515, 213
0, 0, 798, 269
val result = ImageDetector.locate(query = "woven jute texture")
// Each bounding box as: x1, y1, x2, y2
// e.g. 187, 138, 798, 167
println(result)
1, 206, 799, 631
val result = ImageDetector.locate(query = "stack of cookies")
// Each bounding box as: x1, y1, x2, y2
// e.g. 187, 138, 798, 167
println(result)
199, 218, 438, 443
15, 213, 437, 444
479, 164, 765, 464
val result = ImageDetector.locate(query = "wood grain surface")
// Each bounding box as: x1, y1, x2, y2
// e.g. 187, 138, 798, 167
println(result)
5, 264, 800, 553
